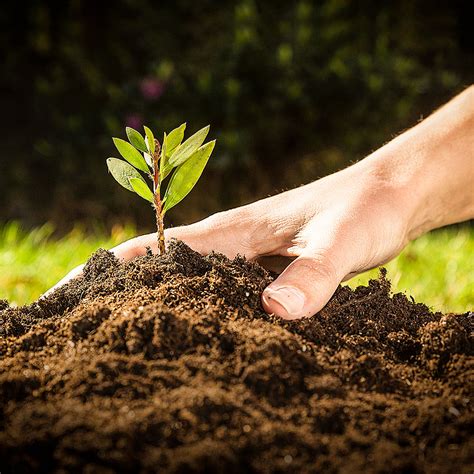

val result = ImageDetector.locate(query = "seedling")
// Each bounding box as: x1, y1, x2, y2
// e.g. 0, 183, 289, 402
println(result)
107, 123, 215, 255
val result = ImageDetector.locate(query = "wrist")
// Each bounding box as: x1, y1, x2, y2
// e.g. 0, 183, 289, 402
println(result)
356, 141, 431, 243
359, 87, 474, 242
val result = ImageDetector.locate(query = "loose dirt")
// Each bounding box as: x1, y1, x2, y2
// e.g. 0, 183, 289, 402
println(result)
0, 240, 472, 473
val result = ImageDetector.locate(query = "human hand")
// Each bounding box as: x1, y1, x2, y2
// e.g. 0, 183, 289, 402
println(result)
46, 87, 474, 319
45, 152, 413, 319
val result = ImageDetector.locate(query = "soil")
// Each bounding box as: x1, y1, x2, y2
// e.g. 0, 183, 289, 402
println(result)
0, 240, 472, 474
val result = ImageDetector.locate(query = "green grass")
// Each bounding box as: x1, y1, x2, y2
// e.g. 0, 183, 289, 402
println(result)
0, 222, 137, 306
0, 222, 472, 313
347, 227, 473, 313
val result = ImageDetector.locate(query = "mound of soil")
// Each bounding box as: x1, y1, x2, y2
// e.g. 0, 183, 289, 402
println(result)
0, 240, 472, 473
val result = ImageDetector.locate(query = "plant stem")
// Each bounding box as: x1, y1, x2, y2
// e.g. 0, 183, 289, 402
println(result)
152, 139, 166, 255
154, 199, 166, 256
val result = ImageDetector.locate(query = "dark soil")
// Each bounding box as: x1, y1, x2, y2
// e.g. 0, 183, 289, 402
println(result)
0, 240, 472, 474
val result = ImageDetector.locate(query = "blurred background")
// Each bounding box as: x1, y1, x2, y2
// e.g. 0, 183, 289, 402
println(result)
0, 0, 472, 309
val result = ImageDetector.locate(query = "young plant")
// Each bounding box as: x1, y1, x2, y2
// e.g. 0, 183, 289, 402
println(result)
107, 123, 215, 255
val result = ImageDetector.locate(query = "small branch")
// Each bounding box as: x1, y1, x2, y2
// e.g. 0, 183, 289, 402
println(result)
152, 139, 166, 255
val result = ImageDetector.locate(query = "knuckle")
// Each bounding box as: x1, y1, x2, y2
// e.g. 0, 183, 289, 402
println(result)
200, 209, 258, 258
297, 252, 340, 283
201, 210, 237, 230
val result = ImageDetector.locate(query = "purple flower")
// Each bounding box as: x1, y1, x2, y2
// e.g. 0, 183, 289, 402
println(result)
140, 78, 165, 100
125, 114, 144, 130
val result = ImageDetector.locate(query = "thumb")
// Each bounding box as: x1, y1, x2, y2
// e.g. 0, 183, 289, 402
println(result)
261, 250, 346, 320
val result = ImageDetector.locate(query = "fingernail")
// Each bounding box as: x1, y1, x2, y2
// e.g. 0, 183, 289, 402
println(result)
263, 286, 305, 318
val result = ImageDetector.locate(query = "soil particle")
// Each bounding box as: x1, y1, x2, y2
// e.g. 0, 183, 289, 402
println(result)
0, 240, 472, 473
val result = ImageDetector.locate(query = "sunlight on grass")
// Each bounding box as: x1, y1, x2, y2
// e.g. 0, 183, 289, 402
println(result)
348, 227, 473, 314
0, 222, 137, 306
0, 222, 472, 313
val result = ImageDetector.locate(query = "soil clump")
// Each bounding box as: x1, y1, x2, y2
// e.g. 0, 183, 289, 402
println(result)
0, 240, 472, 473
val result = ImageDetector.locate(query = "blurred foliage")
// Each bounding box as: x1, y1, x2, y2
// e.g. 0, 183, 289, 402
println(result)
0, 0, 472, 229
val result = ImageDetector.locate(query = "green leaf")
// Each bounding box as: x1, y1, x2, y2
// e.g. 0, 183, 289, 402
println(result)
165, 123, 186, 157
107, 158, 147, 192
168, 125, 210, 167
144, 126, 155, 155
160, 133, 167, 175
112, 138, 149, 173
163, 140, 215, 214
126, 127, 147, 153
161, 162, 173, 180
129, 177, 154, 203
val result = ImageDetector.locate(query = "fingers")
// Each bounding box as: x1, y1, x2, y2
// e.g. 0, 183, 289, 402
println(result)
107, 225, 227, 261
43, 193, 295, 299
111, 208, 267, 261
261, 248, 347, 320
105, 224, 215, 261
42, 209, 259, 296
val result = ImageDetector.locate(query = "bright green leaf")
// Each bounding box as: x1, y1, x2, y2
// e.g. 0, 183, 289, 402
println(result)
168, 125, 210, 167
112, 138, 149, 173
144, 126, 155, 155
165, 123, 186, 157
160, 133, 167, 175
107, 158, 147, 192
126, 127, 147, 153
129, 177, 155, 203
161, 162, 173, 180
163, 140, 215, 213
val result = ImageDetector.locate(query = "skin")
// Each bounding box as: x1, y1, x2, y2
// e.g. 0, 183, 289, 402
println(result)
47, 86, 474, 319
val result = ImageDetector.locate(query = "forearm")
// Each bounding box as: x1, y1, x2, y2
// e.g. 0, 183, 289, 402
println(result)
363, 86, 474, 240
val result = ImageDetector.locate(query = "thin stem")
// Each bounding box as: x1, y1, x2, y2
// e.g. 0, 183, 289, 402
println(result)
152, 138, 166, 255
